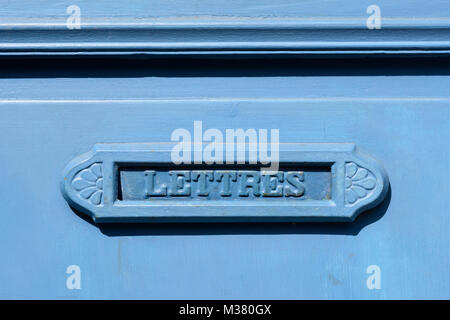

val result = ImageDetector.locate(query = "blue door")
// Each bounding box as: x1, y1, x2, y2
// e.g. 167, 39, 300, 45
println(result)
0, 0, 449, 299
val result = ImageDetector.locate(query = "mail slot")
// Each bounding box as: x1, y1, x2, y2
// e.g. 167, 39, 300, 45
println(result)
0, 1, 449, 300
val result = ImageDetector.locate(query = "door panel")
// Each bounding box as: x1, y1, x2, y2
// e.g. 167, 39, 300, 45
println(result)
0, 57, 449, 299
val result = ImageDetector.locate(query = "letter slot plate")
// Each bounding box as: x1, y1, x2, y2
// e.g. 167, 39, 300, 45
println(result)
61, 143, 389, 223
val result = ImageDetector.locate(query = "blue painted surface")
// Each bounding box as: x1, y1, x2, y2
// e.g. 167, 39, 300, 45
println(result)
0, 0, 449, 300
0, 92, 448, 298
1, 0, 449, 18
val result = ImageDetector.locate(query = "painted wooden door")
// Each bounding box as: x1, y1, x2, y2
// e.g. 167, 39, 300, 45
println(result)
0, 1, 449, 299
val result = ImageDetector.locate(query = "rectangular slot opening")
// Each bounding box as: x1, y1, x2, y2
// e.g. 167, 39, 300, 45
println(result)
117, 163, 332, 202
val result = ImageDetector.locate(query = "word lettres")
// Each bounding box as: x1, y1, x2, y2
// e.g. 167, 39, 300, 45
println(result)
145, 170, 305, 198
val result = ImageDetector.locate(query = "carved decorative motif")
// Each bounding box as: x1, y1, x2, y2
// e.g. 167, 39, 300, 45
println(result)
345, 162, 376, 205
72, 163, 103, 206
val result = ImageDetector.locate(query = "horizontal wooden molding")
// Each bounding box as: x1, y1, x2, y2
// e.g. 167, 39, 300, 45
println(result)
1, 17, 450, 57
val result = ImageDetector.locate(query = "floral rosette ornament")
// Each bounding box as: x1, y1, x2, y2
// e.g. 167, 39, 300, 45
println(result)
72, 163, 103, 205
